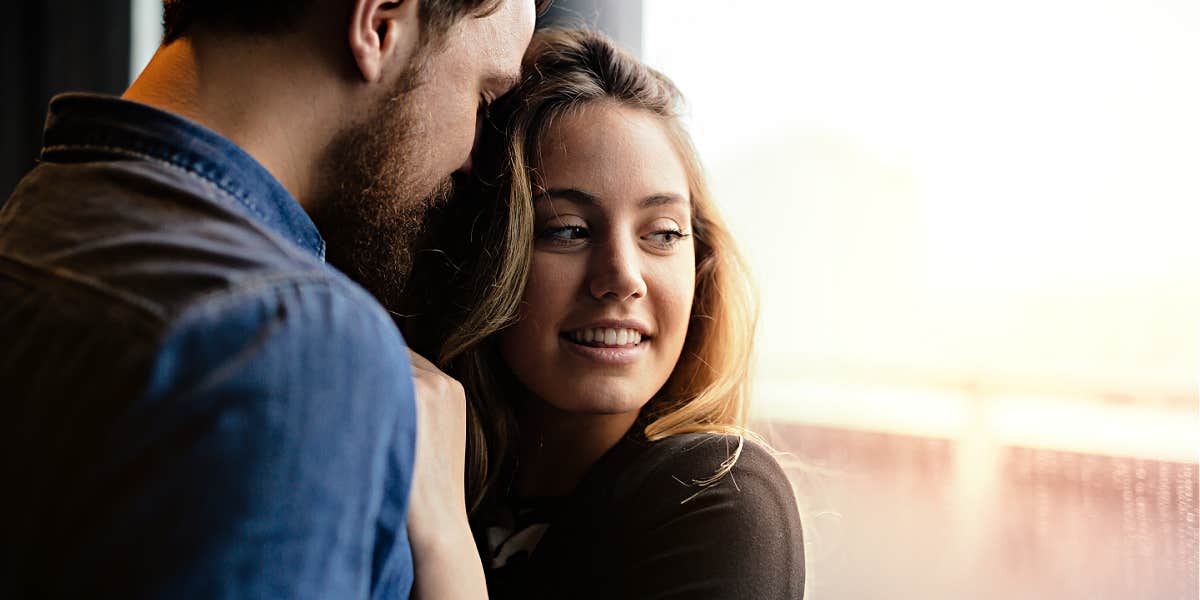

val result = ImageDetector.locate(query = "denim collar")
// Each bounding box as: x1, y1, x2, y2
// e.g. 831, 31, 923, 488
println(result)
41, 93, 326, 261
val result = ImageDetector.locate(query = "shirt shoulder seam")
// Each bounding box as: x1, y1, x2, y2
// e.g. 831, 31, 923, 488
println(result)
42, 142, 270, 224
0, 251, 168, 324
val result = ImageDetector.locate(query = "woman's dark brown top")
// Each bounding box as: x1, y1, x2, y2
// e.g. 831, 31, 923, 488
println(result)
475, 428, 806, 599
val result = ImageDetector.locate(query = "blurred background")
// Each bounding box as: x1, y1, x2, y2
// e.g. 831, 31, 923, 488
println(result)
3, 1, 1197, 598
563, 2, 1199, 599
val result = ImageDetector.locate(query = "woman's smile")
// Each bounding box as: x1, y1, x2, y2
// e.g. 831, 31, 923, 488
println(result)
560, 329, 650, 365
564, 327, 644, 347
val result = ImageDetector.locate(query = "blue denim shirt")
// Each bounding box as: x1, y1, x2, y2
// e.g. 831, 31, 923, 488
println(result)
0, 94, 415, 598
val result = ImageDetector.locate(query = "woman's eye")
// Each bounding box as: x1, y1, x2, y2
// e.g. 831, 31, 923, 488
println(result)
540, 225, 590, 244
645, 229, 690, 247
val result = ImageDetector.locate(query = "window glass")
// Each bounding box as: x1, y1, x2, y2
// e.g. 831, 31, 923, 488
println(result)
643, 1, 1199, 597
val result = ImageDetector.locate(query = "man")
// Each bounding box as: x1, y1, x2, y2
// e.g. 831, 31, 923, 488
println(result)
0, 0, 537, 597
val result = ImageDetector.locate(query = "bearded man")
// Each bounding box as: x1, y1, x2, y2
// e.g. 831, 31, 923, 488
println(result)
0, 1, 538, 597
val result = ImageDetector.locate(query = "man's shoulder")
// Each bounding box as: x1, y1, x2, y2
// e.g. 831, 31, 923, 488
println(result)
145, 274, 411, 402
1, 154, 408, 389
1, 157, 355, 325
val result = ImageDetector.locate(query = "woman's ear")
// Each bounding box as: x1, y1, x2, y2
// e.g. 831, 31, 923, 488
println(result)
347, 0, 421, 83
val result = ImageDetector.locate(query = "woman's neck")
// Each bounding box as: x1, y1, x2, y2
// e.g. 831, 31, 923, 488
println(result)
513, 402, 640, 498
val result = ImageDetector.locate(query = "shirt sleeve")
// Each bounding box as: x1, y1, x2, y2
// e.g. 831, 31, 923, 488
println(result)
83, 279, 417, 599
619, 434, 806, 600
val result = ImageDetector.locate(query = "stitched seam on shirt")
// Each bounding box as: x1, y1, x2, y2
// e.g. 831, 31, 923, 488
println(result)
42, 143, 269, 223
0, 252, 168, 324
169, 271, 390, 339
43, 142, 324, 263
158, 274, 399, 399
180, 271, 347, 313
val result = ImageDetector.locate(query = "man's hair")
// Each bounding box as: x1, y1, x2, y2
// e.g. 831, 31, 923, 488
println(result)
161, 0, 516, 45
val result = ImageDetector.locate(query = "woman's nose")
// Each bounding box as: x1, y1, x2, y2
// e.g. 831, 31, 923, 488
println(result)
588, 236, 647, 302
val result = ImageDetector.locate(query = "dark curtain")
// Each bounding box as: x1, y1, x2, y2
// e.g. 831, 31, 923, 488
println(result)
1, 0, 131, 202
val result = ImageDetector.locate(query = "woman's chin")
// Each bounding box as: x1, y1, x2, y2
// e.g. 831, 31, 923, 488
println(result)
540, 385, 650, 417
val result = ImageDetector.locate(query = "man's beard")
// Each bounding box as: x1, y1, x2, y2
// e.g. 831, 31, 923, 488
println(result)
311, 69, 455, 315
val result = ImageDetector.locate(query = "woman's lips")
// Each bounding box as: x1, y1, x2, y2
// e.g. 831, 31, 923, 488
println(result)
559, 333, 648, 365
566, 326, 643, 346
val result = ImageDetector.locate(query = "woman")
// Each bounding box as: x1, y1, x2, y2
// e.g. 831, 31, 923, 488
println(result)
405, 27, 804, 599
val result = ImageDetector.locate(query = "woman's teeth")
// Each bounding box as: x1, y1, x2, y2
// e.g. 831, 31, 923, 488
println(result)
567, 327, 643, 347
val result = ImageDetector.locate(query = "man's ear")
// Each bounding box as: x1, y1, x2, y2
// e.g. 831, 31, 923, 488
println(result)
348, 0, 421, 83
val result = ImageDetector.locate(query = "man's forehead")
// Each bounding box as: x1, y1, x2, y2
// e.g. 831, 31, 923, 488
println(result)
470, 0, 535, 73
474, 0, 536, 38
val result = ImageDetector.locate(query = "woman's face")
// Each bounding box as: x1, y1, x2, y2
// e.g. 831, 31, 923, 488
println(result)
498, 102, 696, 417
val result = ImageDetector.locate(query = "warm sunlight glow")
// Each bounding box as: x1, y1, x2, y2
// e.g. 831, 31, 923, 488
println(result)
643, 0, 1199, 456
644, 3, 1198, 597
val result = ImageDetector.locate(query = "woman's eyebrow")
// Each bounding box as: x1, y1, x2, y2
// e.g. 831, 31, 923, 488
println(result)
638, 193, 686, 208
538, 188, 687, 208
539, 187, 601, 206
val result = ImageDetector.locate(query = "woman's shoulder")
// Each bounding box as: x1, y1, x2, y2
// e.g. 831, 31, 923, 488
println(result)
617, 431, 798, 515
601, 431, 806, 598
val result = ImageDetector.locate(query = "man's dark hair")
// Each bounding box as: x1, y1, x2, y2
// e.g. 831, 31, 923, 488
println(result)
162, 0, 534, 45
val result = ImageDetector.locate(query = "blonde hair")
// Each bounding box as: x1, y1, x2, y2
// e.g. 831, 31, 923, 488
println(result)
404, 27, 758, 512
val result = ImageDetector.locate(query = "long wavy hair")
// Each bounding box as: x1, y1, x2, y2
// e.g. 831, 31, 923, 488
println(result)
403, 27, 758, 513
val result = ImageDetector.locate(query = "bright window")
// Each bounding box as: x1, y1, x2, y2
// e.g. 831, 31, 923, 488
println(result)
643, 1, 1198, 597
